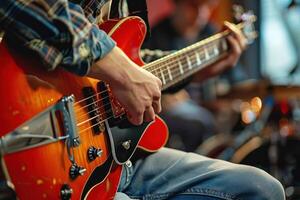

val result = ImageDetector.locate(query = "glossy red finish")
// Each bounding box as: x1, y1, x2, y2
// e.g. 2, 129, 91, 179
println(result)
100, 17, 169, 151
0, 17, 168, 199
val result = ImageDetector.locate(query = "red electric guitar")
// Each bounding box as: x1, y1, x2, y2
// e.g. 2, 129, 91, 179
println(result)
0, 13, 256, 200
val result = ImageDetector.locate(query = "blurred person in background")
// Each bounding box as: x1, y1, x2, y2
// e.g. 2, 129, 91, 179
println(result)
143, 0, 222, 152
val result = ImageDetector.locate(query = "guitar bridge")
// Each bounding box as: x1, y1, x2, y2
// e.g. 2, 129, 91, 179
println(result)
0, 95, 79, 155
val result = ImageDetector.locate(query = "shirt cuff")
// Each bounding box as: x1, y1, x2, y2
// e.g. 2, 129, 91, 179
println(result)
62, 25, 116, 76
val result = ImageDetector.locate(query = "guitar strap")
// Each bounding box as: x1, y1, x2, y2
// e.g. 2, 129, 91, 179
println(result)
110, 0, 151, 40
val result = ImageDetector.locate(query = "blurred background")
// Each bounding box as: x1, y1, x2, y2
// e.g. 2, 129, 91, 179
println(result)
143, 0, 300, 199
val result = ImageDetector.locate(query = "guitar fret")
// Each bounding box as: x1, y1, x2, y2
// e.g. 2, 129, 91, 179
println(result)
199, 51, 205, 62
144, 28, 246, 92
211, 47, 216, 57
167, 66, 173, 80
204, 48, 210, 60
214, 44, 219, 55
186, 56, 192, 69
178, 61, 184, 74
196, 52, 202, 65
160, 68, 166, 85
221, 39, 228, 51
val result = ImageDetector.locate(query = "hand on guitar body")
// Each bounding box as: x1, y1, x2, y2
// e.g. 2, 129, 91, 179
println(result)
193, 21, 248, 82
88, 46, 162, 125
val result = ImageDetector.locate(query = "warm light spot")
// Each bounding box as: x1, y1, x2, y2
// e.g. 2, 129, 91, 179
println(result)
106, 179, 111, 192
42, 193, 47, 198
279, 118, 289, 127
242, 109, 256, 124
47, 98, 54, 103
52, 178, 57, 185
21, 166, 26, 171
250, 97, 262, 113
279, 118, 294, 136
36, 179, 44, 185
12, 110, 20, 116
240, 102, 251, 112
22, 126, 29, 131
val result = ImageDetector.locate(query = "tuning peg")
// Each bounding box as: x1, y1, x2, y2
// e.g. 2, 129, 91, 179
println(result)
233, 4, 245, 22
242, 11, 257, 23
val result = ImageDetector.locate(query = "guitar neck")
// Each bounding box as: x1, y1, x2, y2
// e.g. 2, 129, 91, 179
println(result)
143, 31, 231, 91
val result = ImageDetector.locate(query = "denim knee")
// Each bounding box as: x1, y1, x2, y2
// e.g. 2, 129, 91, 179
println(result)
227, 165, 285, 200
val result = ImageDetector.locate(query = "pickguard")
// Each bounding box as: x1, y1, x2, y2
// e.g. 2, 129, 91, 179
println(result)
106, 120, 152, 164
81, 155, 114, 200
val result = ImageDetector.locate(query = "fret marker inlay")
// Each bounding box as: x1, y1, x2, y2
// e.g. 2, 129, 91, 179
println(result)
196, 52, 201, 65
160, 69, 166, 85
187, 56, 192, 69
178, 61, 184, 74
167, 66, 173, 80
204, 48, 210, 60
214, 45, 219, 55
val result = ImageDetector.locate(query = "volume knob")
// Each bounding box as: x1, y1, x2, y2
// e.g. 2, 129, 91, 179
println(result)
69, 164, 86, 179
87, 146, 103, 161
60, 184, 72, 200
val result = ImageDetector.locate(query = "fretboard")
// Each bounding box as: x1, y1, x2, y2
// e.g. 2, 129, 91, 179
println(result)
143, 32, 230, 91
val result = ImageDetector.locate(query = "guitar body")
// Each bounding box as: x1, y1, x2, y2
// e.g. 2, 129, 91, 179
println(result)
0, 16, 168, 199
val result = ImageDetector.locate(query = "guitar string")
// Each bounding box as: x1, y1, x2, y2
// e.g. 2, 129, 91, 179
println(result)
73, 38, 225, 116
142, 31, 228, 72
73, 29, 230, 108
73, 43, 217, 114
74, 39, 228, 125
143, 40, 224, 80
75, 96, 115, 122
75, 42, 221, 118
74, 45, 227, 126
74, 42, 225, 121
74, 27, 244, 124
77, 108, 115, 128
73, 24, 249, 135
151, 42, 227, 87
73, 23, 246, 109
142, 22, 246, 72
77, 109, 125, 134
75, 94, 111, 116
72, 33, 227, 107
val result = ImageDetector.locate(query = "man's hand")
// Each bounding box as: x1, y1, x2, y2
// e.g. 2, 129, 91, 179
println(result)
194, 21, 247, 82
88, 47, 162, 125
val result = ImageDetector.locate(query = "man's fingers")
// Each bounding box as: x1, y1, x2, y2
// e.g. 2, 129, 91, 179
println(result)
227, 35, 242, 57
224, 35, 241, 67
224, 21, 247, 50
127, 108, 144, 126
144, 106, 155, 122
153, 99, 162, 114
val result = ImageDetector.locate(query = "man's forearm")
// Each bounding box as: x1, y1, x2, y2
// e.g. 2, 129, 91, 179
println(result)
0, 0, 115, 76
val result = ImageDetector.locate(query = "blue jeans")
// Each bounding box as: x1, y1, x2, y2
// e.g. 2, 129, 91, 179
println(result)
115, 148, 285, 200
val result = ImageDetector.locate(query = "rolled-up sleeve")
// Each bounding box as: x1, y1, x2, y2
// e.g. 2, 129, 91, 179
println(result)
0, 0, 115, 76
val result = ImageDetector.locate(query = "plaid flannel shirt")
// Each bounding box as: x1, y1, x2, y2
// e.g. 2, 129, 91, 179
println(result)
0, 0, 115, 76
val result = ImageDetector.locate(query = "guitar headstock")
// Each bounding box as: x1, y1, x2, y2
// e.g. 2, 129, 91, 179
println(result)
233, 5, 258, 45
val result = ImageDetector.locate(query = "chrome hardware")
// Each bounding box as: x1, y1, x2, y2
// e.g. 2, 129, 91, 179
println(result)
60, 95, 80, 148
60, 184, 73, 200
125, 160, 132, 168
69, 164, 86, 179
0, 95, 79, 155
233, 5, 258, 45
122, 140, 131, 150
87, 146, 103, 161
